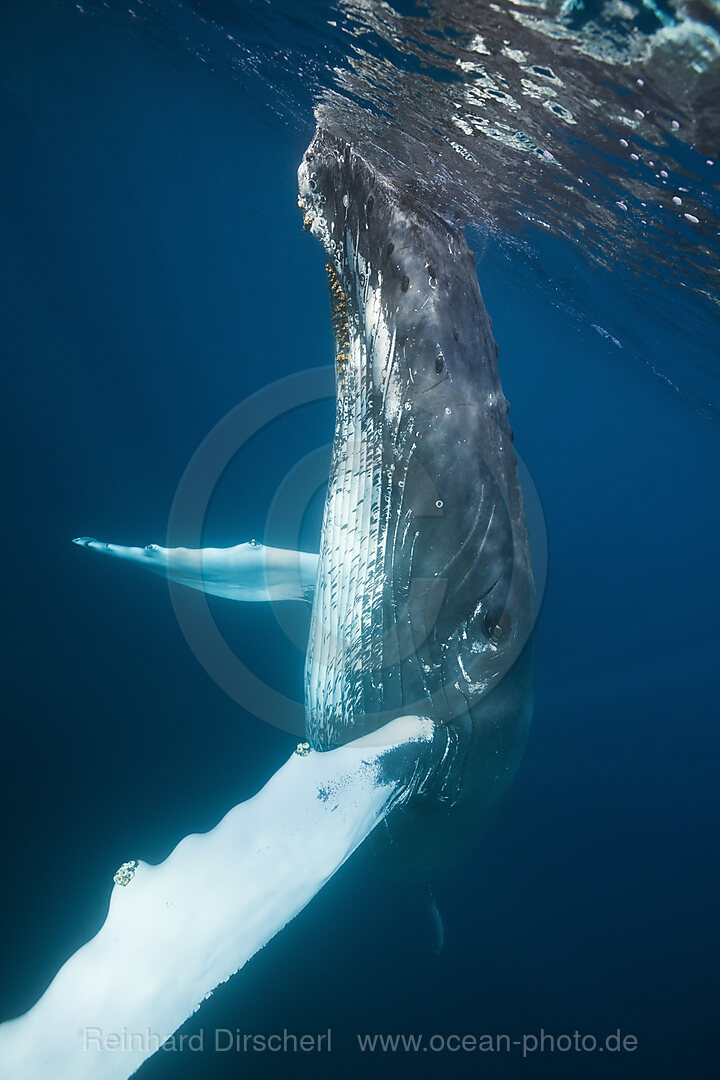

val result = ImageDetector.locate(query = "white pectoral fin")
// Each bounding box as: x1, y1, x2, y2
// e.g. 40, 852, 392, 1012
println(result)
72, 537, 318, 602
0, 715, 437, 1080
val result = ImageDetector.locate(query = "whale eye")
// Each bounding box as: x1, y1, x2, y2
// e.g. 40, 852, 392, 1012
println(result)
435, 354, 444, 373
401, 275, 409, 292
249, 538, 260, 548
366, 195, 374, 214
484, 609, 510, 645
386, 242, 394, 258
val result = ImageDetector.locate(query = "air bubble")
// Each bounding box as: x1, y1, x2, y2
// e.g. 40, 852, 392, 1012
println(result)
445, 407, 452, 415
435, 500, 444, 509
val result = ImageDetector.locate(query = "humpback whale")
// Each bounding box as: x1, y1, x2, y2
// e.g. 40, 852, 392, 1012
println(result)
0, 129, 535, 1078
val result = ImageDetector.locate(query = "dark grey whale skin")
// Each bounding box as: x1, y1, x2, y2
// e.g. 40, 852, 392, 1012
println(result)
299, 129, 534, 875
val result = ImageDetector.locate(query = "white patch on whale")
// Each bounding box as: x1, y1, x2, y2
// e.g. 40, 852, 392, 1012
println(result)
0, 717, 436, 1080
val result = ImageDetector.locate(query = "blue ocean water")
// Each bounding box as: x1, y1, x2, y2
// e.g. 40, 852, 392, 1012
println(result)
1, 1, 719, 1078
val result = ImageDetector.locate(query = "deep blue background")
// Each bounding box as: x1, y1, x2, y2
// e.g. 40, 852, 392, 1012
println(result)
1, 2, 718, 1078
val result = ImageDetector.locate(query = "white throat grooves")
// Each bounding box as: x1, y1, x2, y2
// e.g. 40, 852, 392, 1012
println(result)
305, 250, 401, 747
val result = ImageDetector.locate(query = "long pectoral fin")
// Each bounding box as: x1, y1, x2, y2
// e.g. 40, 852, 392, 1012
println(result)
0, 715, 438, 1080
72, 537, 318, 602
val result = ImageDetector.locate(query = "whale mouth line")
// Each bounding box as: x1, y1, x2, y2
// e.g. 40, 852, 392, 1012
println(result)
326, 261, 351, 389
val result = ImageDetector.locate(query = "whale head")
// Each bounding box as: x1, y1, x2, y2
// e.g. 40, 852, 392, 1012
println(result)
299, 130, 535, 874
